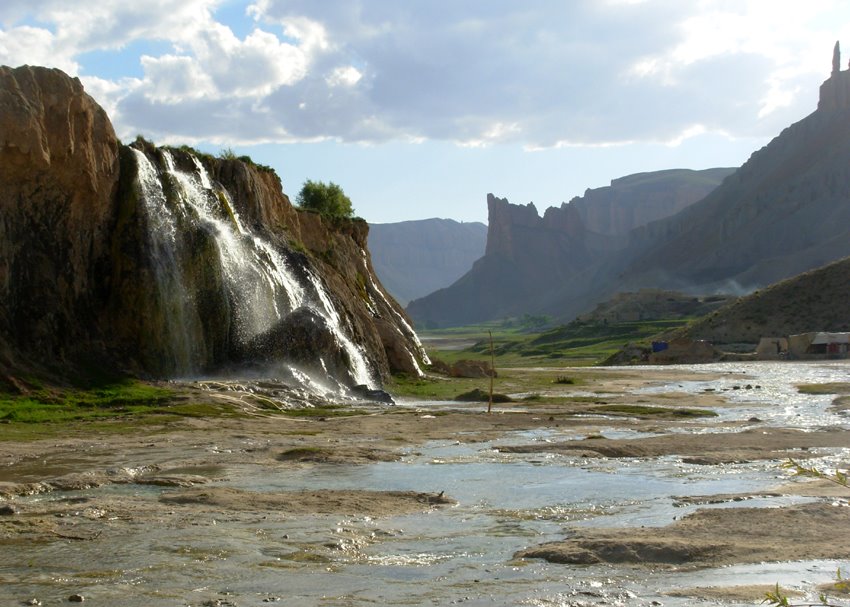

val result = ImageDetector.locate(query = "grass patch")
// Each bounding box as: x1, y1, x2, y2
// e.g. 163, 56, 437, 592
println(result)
592, 404, 717, 418
387, 374, 486, 400
0, 380, 178, 424
277, 405, 366, 418
797, 382, 850, 395
418, 317, 693, 366
0, 380, 250, 441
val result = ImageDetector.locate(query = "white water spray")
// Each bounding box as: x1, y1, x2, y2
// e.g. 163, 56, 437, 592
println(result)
133, 147, 375, 388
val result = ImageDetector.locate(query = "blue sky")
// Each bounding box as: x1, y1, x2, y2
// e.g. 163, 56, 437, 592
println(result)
3, 1, 850, 224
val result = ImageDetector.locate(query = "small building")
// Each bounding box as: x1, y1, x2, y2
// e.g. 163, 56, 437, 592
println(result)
787, 332, 850, 359
756, 337, 788, 359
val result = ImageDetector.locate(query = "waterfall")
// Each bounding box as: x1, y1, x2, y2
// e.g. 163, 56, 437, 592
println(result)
131, 146, 375, 389
162, 150, 303, 342
132, 149, 202, 375
303, 270, 373, 387
362, 251, 430, 375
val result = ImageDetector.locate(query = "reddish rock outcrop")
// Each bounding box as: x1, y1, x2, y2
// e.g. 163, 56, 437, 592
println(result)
0, 65, 424, 386
0, 65, 119, 368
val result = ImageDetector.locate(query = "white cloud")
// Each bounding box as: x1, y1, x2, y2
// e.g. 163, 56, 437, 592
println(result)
326, 65, 362, 87
4, 0, 850, 149
140, 54, 214, 102
0, 25, 77, 72
187, 23, 313, 96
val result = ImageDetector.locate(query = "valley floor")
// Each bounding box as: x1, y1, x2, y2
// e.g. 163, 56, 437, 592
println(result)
1, 363, 849, 606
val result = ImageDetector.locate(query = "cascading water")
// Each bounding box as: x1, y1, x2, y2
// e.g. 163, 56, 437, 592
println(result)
132, 149, 203, 375
131, 146, 375, 390
361, 251, 430, 375
303, 270, 373, 387
162, 150, 303, 341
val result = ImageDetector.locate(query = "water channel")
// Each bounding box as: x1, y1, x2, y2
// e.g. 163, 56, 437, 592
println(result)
2, 361, 849, 606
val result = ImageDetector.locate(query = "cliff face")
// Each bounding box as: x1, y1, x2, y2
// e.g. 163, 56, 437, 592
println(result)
623, 88, 850, 291
410, 48, 850, 329
368, 218, 487, 305
0, 65, 425, 388
407, 169, 730, 328
573, 168, 736, 236
0, 66, 119, 366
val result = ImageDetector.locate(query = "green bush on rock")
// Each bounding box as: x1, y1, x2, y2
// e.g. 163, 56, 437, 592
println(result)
296, 179, 354, 219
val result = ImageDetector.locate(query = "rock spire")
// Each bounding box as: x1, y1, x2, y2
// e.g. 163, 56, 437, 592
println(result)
819, 40, 850, 111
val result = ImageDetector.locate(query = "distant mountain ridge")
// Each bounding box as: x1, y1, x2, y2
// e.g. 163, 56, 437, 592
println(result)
408, 45, 850, 328
407, 168, 733, 327
368, 218, 487, 305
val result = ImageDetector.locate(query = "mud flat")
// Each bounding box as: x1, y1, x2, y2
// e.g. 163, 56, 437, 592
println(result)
0, 362, 849, 606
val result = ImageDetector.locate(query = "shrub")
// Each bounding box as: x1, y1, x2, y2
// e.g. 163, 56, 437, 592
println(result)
296, 179, 354, 219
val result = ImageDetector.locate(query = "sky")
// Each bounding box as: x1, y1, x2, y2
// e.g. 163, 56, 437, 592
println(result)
3, 1, 850, 224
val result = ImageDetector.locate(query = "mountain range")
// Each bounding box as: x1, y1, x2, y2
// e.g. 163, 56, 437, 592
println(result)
407, 168, 733, 327
368, 219, 487, 305
408, 51, 850, 328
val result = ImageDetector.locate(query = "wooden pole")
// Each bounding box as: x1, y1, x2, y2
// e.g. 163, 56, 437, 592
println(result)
488, 330, 494, 414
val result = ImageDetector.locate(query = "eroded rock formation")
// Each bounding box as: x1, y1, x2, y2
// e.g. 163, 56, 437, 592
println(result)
368, 218, 487, 305
408, 169, 731, 328
0, 66, 120, 368
0, 65, 426, 389
410, 42, 850, 328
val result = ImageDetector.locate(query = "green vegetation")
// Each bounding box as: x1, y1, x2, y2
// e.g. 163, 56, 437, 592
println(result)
0, 380, 246, 441
216, 147, 275, 172
0, 380, 177, 424
296, 179, 354, 219
388, 374, 485, 400
797, 382, 850, 395
419, 317, 691, 366
499, 314, 553, 331
219, 146, 238, 160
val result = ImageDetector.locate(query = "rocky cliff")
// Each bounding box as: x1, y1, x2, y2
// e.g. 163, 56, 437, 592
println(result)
572, 168, 736, 236
407, 168, 731, 328
368, 218, 487, 305
621, 94, 850, 291
0, 65, 426, 391
0, 66, 119, 371
410, 44, 850, 329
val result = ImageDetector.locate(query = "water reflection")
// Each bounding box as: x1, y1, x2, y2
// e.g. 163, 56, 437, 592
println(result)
3, 361, 849, 606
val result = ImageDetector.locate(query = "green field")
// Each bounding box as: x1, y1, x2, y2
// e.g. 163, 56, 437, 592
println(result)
419, 317, 690, 367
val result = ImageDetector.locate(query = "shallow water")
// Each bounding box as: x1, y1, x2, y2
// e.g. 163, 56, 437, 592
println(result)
3, 361, 850, 606
633, 360, 850, 430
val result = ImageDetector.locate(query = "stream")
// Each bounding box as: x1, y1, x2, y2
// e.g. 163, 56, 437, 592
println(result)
2, 361, 850, 606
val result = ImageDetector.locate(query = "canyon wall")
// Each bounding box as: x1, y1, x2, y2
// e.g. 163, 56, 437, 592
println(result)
0, 65, 426, 389
408, 169, 732, 328
368, 218, 487, 305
